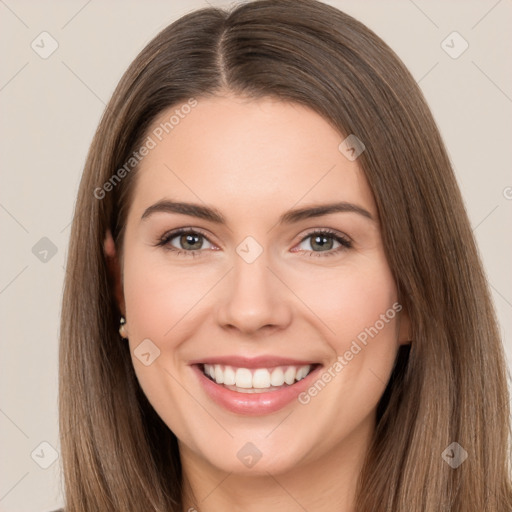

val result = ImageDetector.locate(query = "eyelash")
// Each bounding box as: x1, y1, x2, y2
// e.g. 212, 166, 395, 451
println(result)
155, 227, 352, 258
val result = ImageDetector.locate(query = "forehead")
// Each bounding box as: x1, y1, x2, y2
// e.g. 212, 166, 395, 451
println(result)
129, 94, 376, 222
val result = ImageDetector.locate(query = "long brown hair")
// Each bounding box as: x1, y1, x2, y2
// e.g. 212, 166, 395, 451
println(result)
59, 0, 512, 510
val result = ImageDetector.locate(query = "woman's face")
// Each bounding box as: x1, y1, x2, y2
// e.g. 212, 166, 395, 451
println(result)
110, 94, 409, 476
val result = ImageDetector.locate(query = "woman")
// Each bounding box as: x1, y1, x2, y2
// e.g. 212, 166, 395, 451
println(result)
58, 0, 512, 510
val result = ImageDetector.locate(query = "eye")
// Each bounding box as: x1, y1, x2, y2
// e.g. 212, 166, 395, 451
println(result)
156, 228, 215, 256
294, 229, 352, 256
155, 227, 352, 258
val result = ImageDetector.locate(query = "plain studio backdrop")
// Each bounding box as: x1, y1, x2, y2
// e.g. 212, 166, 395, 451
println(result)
0, 1, 511, 510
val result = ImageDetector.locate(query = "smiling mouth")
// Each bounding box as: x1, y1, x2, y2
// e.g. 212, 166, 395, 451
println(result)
199, 363, 319, 393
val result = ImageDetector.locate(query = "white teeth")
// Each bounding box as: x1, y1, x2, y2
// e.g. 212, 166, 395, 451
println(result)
202, 364, 312, 390
270, 368, 285, 386
214, 365, 224, 384
252, 369, 271, 388
284, 367, 296, 385
296, 366, 309, 380
235, 368, 253, 388
223, 366, 236, 385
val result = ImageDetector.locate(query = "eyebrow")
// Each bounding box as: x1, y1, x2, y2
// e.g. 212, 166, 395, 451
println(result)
141, 200, 374, 224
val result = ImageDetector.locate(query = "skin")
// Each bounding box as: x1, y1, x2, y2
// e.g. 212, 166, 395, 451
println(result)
104, 93, 410, 512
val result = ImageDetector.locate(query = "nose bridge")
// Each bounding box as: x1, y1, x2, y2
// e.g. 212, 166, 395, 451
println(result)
215, 244, 292, 333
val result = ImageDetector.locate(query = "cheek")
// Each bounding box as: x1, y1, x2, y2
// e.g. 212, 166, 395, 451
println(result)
122, 253, 216, 343
121, 253, 214, 446
291, 260, 401, 432
290, 258, 401, 410
288, 257, 399, 352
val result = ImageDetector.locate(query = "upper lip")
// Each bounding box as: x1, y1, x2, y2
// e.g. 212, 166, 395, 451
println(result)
189, 355, 320, 369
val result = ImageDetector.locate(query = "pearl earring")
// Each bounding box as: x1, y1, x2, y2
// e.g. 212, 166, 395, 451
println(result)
119, 316, 128, 338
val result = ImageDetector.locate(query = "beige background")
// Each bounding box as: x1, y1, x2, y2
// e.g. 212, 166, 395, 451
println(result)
0, 1, 511, 510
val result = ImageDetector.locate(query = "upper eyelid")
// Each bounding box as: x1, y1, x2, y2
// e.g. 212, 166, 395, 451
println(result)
303, 227, 350, 239
159, 227, 217, 248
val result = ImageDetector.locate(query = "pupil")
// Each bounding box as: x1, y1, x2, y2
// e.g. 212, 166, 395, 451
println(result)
312, 235, 332, 251
181, 233, 201, 250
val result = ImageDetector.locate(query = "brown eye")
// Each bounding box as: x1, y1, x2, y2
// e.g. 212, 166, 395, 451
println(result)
157, 228, 215, 255
296, 230, 352, 256
174, 232, 204, 251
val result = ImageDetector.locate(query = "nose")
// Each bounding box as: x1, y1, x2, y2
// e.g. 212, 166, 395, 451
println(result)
215, 251, 293, 336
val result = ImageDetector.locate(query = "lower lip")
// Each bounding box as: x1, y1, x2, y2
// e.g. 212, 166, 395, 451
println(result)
192, 364, 322, 415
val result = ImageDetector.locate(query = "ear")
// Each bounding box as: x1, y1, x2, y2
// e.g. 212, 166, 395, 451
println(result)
397, 305, 412, 345
103, 229, 125, 315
